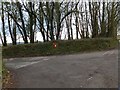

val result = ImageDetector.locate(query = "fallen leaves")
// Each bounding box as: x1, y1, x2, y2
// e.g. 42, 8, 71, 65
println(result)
2, 70, 14, 89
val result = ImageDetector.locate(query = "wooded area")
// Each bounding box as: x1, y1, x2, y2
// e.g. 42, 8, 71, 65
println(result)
0, 1, 119, 46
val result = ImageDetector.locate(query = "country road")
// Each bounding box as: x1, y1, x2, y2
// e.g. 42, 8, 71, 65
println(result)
4, 49, 118, 88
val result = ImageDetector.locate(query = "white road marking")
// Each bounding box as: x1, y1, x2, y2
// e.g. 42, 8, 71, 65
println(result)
14, 58, 49, 69
103, 51, 110, 55
87, 77, 93, 81
29, 57, 48, 61
80, 85, 83, 88
111, 52, 114, 55
43, 58, 49, 61
4, 57, 48, 62
15, 61, 40, 69
103, 51, 114, 56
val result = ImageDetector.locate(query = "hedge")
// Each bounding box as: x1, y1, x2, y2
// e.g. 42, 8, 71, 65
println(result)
2, 38, 118, 58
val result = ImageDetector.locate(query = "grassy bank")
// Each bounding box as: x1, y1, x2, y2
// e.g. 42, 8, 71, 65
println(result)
0, 60, 2, 77
2, 38, 118, 58
0, 47, 2, 88
0, 61, 1, 89
2, 64, 13, 88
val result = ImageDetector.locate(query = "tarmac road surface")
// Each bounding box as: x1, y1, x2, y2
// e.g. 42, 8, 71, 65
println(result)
4, 49, 118, 88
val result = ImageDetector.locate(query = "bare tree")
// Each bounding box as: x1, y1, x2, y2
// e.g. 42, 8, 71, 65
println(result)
1, 2, 7, 46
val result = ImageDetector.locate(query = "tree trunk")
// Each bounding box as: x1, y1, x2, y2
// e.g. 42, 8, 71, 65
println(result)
29, 2, 34, 43
1, 3, 7, 46
17, 2, 28, 43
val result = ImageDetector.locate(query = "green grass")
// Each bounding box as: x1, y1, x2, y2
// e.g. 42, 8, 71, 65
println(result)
0, 60, 1, 82
2, 38, 118, 58
0, 47, 2, 88
0, 62, 1, 89
0, 46, 2, 75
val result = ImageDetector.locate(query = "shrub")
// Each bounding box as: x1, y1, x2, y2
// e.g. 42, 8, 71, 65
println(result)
2, 38, 118, 58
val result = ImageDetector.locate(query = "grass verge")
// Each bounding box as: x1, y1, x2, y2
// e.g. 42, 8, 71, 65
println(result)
2, 64, 14, 88
0, 62, 1, 89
